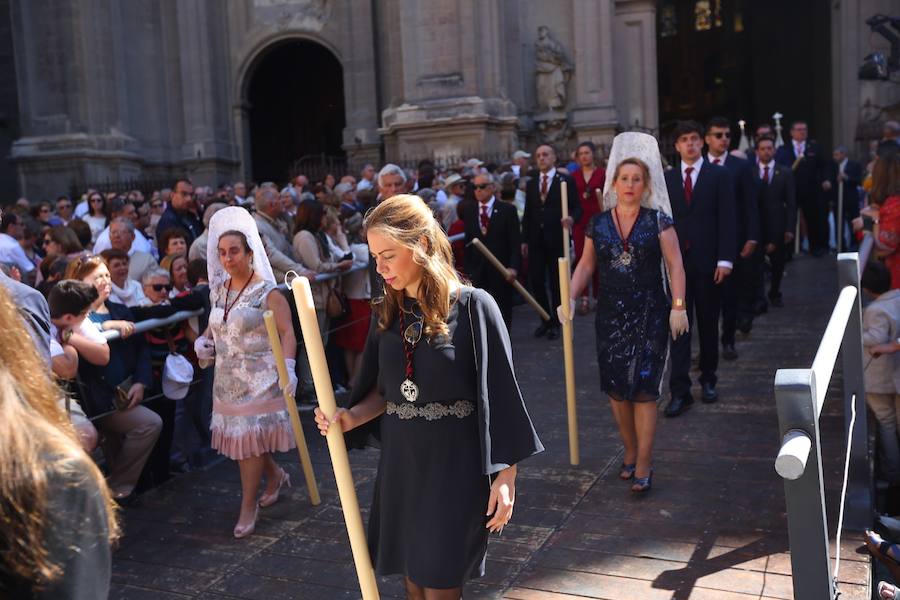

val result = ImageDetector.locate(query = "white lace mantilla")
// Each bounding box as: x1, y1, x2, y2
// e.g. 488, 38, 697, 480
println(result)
386, 400, 475, 421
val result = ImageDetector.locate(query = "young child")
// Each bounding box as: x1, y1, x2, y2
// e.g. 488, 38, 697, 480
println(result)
862, 261, 900, 483
47, 279, 111, 451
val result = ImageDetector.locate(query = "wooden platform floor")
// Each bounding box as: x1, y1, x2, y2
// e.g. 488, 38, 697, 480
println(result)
110, 253, 871, 599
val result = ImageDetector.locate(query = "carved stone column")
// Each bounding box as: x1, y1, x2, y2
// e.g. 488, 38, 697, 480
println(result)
380, 0, 518, 162
612, 0, 659, 132
570, 0, 619, 149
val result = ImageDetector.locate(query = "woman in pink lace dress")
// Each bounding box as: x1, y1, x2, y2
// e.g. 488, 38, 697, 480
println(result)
194, 207, 297, 538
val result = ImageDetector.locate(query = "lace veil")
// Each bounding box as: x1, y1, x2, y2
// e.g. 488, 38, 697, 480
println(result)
207, 206, 276, 303
601, 132, 672, 217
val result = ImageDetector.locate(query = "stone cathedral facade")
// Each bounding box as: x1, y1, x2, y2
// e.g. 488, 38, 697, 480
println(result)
6, 0, 660, 199
4, 0, 898, 199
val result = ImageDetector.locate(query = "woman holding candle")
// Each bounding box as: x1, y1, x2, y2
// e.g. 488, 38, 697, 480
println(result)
193, 207, 297, 538
560, 132, 688, 493
314, 195, 543, 600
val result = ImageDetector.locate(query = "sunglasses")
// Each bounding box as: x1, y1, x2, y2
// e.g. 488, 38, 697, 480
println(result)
57, 203, 71, 209
42, 239, 52, 246
149, 283, 174, 292
150, 202, 162, 208
711, 132, 731, 139
474, 184, 492, 190
90, 197, 104, 203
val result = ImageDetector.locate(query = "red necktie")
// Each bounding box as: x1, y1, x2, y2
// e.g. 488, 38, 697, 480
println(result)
480, 204, 490, 233
713, 158, 721, 165
762, 165, 770, 184
540, 174, 548, 198
684, 167, 694, 206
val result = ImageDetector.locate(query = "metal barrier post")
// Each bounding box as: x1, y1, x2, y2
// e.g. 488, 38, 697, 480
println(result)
774, 368, 835, 600
837, 252, 872, 531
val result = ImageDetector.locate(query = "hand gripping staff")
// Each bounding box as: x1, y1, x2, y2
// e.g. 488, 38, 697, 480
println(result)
290, 276, 380, 600
262, 310, 320, 505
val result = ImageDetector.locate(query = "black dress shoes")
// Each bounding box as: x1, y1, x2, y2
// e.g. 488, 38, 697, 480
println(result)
768, 295, 784, 308
736, 318, 753, 335
664, 394, 693, 417
533, 321, 550, 338
722, 344, 738, 360
546, 325, 560, 341
701, 382, 719, 403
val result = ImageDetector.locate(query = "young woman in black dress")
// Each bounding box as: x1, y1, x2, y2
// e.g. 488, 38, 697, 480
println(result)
561, 134, 688, 493
314, 194, 543, 600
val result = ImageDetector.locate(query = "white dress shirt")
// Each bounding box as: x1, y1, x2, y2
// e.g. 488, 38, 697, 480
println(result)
758, 160, 775, 183
0, 233, 35, 273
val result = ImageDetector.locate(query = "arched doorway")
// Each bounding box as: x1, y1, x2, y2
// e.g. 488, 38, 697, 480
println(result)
246, 39, 346, 184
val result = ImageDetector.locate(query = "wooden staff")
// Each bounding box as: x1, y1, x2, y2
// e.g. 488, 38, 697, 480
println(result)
290, 277, 380, 600
558, 256, 579, 465
467, 238, 550, 322
561, 179, 571, 263
263, 310, 320, 506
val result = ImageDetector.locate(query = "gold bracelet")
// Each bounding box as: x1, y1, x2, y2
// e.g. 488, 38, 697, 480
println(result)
673, 298, 685, 308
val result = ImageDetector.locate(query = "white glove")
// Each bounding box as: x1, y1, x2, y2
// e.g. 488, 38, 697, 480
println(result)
557, 299, 576, 324
284, 358, 298, 398
194, 335, 215, 367
669, 309, 689, 340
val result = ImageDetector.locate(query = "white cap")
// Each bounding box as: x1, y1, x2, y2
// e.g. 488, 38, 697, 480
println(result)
162, 353, 194, 400
512, 150, 531, 160
465, 158, 484, 168
443, 173, 465, 190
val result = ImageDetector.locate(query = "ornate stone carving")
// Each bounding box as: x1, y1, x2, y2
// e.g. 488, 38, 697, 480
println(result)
534, 25, 573, 112
254, 0, 331, 32
535, 116, 572, 145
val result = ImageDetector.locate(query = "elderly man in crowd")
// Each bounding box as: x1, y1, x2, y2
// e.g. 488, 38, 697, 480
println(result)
375, 163, 406, 203
102, 249, 149, 307
357, 163, 376, 191
106, 217, 158, 282
0, 211, 35, 282
92, 198, 154, 256
253, 186, 315, 282
441, 173, 467, 231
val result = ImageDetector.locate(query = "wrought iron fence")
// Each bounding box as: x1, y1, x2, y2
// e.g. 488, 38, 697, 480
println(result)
68, 176, 174, 201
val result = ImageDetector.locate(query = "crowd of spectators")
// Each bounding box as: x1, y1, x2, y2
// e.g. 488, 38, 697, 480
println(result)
0, 125, 898, 508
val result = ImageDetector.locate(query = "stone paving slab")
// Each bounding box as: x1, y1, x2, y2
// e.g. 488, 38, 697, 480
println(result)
110, 254, 871, 599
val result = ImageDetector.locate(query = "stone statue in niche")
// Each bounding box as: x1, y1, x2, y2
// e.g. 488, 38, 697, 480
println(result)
534, 25, 573, 112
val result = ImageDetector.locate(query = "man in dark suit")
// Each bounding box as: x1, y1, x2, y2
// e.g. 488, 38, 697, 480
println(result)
756, 137, 797, 306
704, 117, 760, 360
774, 120, 830, 256
521, 144, 581, 340
827, 145, 863, 251
665, 121, 737, 416
463, 173, 521, 330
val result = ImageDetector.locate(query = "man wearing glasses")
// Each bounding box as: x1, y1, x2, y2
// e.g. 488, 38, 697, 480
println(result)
156, 178, 202, 248
51, 196, 73, 225
704, 117, 759, 361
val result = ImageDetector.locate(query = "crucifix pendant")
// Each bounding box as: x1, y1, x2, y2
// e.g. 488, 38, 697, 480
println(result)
400, 379, 419, 402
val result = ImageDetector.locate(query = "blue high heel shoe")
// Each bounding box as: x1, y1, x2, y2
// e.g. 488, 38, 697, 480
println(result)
631, 469, 653, 493
619, 463, 636, 480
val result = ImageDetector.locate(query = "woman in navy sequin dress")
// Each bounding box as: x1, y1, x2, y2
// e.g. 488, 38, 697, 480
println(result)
564, 153, 687, 492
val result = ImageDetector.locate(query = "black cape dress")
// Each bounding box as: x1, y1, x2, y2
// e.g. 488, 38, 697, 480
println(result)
344, 286, 543, 588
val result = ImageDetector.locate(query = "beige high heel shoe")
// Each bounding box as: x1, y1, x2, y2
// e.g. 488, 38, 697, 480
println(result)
258, 468, 291, 508
233, 506, 258, 539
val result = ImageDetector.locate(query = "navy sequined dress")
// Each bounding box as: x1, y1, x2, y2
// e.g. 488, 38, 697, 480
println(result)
588, 207, 673, 402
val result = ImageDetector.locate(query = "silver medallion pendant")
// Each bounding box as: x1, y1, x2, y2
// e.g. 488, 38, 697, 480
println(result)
400, 379, 419, 402
619, 251, 633, 266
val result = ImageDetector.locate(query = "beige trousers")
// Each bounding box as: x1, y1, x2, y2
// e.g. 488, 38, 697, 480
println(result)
96, 405, 162, 495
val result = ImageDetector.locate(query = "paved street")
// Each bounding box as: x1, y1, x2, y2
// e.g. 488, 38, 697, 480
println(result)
110, 253, 870, 600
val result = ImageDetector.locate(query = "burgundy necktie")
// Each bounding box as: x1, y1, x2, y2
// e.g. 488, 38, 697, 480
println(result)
684, 167, 694, 206
480, 204, 490, 234
713, 158, 721, 165
762, 165, 770, 184
540, 174, 548, 199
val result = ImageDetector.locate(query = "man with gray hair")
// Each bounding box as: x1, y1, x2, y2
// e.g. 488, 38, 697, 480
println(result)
357, 163, 376, 191
92, 199, 154, 256
252, 187, 315, 282
376, 163, 407, 203
828, 144, 863, 251
107, 217, 158, 281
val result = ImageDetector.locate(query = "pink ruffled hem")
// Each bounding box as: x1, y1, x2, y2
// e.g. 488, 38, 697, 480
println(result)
211, 425, 296, 460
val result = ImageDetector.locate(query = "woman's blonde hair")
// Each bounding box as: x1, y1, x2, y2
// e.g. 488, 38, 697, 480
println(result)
364, 194, 463, 338
0, 286, 118, 593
